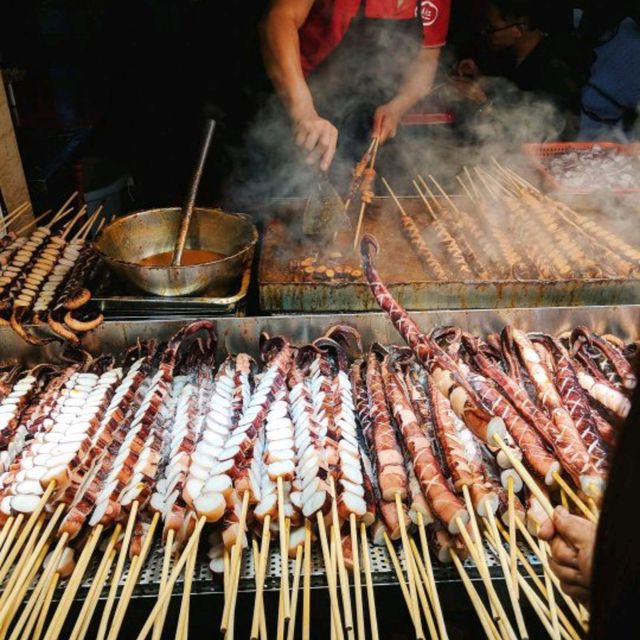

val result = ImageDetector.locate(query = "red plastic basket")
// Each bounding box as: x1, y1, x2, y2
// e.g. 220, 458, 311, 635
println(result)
522, 142, 640, 193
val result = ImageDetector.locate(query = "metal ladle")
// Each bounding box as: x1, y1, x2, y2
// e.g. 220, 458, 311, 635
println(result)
172, 118, 216, 265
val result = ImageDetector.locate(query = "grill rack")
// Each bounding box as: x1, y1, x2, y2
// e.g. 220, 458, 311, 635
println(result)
52, 537, 542, 602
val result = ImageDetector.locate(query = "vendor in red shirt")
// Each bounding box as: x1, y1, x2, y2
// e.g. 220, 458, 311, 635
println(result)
261, 0, 451, 171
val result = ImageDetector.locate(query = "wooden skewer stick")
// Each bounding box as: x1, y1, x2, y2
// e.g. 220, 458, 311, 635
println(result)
220, 491, 251, 632
506, 477, 518, 599
359, 523, 379, 640
177, 528, 198, 640
51, 192, 80, 224
407, 538, 440, 640
345, 138, 378, 214
14, 209, 56, 236
587, 498, 599, 518
483, 510, 529, 640
416, 176, 445, 214
484, 529, 573, 640
60, 206, 89, 240
73, 205, 103, 243
286, 544, 305, 640
456, 175, 477, 203
416, 513, 448, 640
1, 203, 30, 230
459, 486, 513, 637
2, 541, 51, 639
135, 515, 207, 640
551, 473, 597, 522
512, 518, 586, 628
0, 516, 24, 584
450, 549, 501, 640
0, 503, 63, 613
349, 515, 365, 640
315, 511, 344, 640
19, 562, 60, 640
352, 137, 380, 250
277, 477, 291, 622
252, 540, 268, 640
250, 515, 273, 640
492, 434, 554, 518
426, 174, 462, 215
302, 520, 312, 640
152, 529, 175, 640
536, 526, 561, 640
69, 525, 122, 640
329, 479, 355, 637
412, 179, 439, 221
474, 168, 500, 200
394, 493, 424, 640
477, 167, 517, 198
32, 571, 60, 640
0, 517, 15, 557
45, 523, 105, 640
512, 566, 574, 640
495, 520, 585, 636
455, 501, 516, 640
107, 513, 161, 640
0, 481, 57, 588
277, 566, 287, 640
96, 500, 140, 640
463, 167, 481, 198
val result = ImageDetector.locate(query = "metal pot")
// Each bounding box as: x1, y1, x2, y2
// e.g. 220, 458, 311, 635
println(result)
93, 207, 258, 297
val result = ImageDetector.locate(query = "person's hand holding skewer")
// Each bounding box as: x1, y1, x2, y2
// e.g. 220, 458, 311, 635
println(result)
294, 110, 338, 171
538, 506, 596, 605
373, 100, 406, 144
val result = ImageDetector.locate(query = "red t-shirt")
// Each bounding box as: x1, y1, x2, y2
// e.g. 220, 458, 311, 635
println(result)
299, 0, 451, 75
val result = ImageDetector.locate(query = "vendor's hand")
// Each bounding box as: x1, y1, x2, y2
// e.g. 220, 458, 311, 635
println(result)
373, 101, 406, 144
538, 506, 596, 604
447, 76, 488, 105
293, 113, 338, 172
454, 58, 480, 80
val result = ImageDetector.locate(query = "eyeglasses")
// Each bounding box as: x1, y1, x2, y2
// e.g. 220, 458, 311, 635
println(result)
481, 22, 527, 35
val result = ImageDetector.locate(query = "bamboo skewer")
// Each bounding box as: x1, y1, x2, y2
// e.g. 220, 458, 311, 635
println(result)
135, 515, 207, 640
456, 175, 476, 202
517, 575, 574, 640
1, 203, 29, 230
329, 479, 355, 638
96, 501, 140, 640
495, 520, 585, 635
45, 523, 105, 640
359, 523, 379, 640
394, 494, 424, 640
551, 473, 597, 522
250, 515, 273, 640
408, 538, 440, 640
460, 485, 515, 636
252, 539, 268, 640
277, 478, 291, 622
0, 481, 57, 588
463, 167, 481, 199
19, 568, 60, 640
0, 517, 16, 564
507, 477, 518, 599
60, 206, 89, 241
221, 491, 251, 632
416, 513, 447, 640
286, 544, 304, 640
3, 541, 51, 640
14, 210, 56, 236
450, 549, 501, 640
69, 525, 122, 640
349, 515, 365, 640
353, 137, 379, 250
302, 520, 312, 640
177, 531, 198, 640
383, 533, 417, 624
153, 529, 175, 640
73, 205, 103, 243
32, 572, 60, 640
537, 527, 561, 640
107, 513, 161, 640
315, 512, 344, 640
483, 511, 529, 640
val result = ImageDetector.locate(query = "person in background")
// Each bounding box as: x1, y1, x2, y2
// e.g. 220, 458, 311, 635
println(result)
577, 1, 640, 140
539, 382, 640, 639
449, 0, 591, 140
260, 0, 451, 172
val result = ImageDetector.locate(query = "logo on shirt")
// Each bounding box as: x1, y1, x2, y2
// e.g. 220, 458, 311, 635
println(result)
419, 0, 439, 26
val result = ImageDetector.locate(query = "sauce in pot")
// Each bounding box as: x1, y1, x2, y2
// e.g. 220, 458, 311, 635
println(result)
138, 249, 226, 267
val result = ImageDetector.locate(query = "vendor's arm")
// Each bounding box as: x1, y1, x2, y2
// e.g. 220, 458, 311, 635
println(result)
261, 0, 338, 171
374, 47, 442, 143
